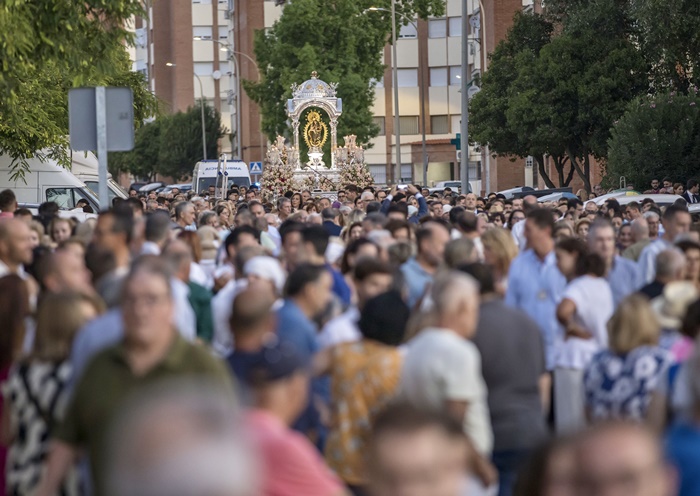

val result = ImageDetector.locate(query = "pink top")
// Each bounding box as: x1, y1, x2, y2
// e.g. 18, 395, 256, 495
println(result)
245, 409, 343, 496
671, 336, 695, 363
0, 365, 9, 496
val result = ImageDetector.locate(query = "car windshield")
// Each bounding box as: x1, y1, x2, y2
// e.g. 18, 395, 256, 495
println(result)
197, 177, 250, 195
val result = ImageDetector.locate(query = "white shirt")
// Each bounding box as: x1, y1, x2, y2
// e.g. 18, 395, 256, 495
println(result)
190, 261, 213, 289
401, 327, 493, 454
171, 278, 197, 341
554, 275, 613, 370
140, 241, 161, 256
511, 220, 527, 250
211, 278, 248, 357
318, 307, 361, 349
638, 238, 674, 285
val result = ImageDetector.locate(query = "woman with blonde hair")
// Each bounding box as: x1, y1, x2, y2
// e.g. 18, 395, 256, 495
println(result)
28, 221, 46, 249
481, 228, 518, 295
583, 294, 670, 422
1, 292, 104, 496
48, 217, 73, 245
215, 203, 232, 230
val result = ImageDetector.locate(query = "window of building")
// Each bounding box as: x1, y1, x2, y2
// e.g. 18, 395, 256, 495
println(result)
399, 116, 419, 135
373, 117, 386, 135
431, 115, 450, 134
368, 165, 387, 184
449, 65, 462, 86
401, 164, 413, 182
192, 0, 212, 3
451, 115, 461, 134
399, 23, 417, 39
397, 69, 418, 87
219, 26, 229, 39
194, 62, 214, 76
220, 98, 230, 113
448, 17, 462, 37
428, 19, 447, 38
193, 26, 213, 40
429, 67, 448, 87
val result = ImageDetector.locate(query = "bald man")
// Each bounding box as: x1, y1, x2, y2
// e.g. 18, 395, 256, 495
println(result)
0, 218, 33, 277
39, 249, 94, 296
576, 422, 676, 496
226, 286, 277, 389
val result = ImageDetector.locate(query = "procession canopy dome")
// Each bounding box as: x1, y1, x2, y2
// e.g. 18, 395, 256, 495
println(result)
292, 71, 338, 99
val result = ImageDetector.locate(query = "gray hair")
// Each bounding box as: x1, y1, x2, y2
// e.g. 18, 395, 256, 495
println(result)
174, 201, 193, 221
656, 249, 686, 280
145, 211, 172, 243
644, 211, 660, 221
107, 380, 258, 496
432, 271, 479, 316
630, 217, 649, 238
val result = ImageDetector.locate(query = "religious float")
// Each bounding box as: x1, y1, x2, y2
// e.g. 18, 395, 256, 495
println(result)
262, 72, 374, 200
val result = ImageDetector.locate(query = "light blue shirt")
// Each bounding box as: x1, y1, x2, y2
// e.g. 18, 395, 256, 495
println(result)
505, 249, 567, 370
607, 255, 642, 308
401, 257, 434, 309
638, 239, 674, 284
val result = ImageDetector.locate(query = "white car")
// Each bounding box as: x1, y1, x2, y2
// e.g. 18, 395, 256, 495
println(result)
588, 194, 682, 208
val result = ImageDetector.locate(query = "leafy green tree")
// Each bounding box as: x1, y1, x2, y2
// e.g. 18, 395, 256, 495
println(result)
469, 12, 561, 187
157, 102, 225, 180
471, 1, 646, 192
109, 119, 163, 181
607, 92, 700, 189
244, 0, 445, 155
0, 1, 158, 178
631, 0, 700, 93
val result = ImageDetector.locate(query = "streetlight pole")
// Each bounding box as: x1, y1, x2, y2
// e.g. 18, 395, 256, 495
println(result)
194, 37, 266, 162
460, 0, 469, 195
194, 73, 208, 161
167, 63, 207, 161
367, 4, 428, 186
390, 0, 401, 184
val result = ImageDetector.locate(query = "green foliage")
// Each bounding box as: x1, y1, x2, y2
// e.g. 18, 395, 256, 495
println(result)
469, 12, 557, 185
244, 0, 445, 148
607, 92, 700, 188
631, 0, 700, 93
470, 1, 646, 192
0, 0, 157, 179
111, 102, 225, 181
0, 0, 144, 94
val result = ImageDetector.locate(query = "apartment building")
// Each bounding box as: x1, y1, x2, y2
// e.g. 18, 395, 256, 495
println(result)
132, 0, 235, 155
134, 0, 535, 190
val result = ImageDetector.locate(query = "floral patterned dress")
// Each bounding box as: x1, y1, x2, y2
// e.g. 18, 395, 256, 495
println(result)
584, 346, 671, 421
2, 360, 81, 496
324, 340, 403, 486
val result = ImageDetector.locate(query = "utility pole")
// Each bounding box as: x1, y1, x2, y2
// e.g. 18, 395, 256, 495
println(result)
460, 0, 469, 195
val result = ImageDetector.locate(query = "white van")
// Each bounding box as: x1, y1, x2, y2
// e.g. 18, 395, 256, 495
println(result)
0, 153, 100, 212
192, 159, 250, 195
69, 151, 128, 203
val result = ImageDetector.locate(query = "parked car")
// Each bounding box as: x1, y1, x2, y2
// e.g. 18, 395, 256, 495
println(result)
588, 194, 681, 208
139, 182, 165, 193
160, 183, 193, 195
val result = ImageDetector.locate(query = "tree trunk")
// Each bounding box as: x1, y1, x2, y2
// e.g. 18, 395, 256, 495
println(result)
535, 155, 556, 188
567, 148, 592, 193
564, 159, 575, 186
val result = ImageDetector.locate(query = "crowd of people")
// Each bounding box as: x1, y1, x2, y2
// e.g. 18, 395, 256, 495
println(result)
0, 178, 698, 496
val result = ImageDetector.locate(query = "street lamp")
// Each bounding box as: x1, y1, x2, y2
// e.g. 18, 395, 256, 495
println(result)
366, 6, 430, 187
166, 62, 207, 161
366, 3, 401, 185
194, 37, 265, 163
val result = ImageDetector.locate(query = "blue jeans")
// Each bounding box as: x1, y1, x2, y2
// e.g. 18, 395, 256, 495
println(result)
492, 449, 530, 496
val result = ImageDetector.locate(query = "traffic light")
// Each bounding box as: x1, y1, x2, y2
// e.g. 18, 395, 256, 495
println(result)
450, 133, 461, 151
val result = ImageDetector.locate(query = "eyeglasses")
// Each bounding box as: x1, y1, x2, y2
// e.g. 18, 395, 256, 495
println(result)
123, 293, 170, 308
